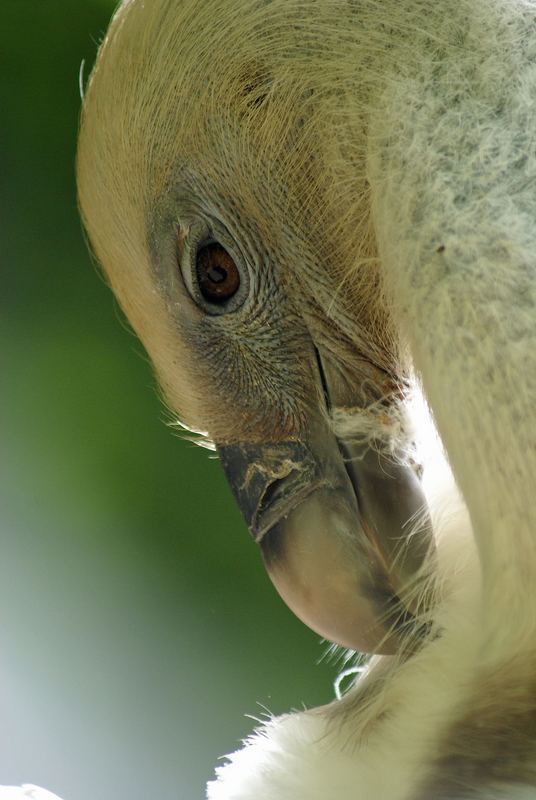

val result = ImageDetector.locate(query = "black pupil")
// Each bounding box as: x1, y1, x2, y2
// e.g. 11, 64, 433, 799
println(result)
196, 243, 240, 303
206, 265, 227, 284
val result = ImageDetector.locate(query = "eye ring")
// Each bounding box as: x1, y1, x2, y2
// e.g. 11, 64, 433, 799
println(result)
176, 222, 249, 315
196, 242, 240, 303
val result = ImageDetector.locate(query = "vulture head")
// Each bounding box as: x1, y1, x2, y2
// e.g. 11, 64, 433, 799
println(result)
77, 0, 434, 658
77, 0, 536, 797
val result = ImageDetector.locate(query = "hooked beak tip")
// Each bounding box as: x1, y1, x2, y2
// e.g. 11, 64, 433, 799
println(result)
216, 428, 433, 655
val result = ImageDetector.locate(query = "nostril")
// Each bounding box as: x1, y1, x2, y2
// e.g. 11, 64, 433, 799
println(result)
216, 441, 320, 542
255, 466, 323, 543
258, 471, 301, 517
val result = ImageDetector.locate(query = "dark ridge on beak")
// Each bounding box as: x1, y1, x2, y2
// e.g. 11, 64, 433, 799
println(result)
217, 441, 325, 543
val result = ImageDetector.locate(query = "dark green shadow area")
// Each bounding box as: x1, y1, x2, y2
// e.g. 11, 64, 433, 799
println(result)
1, 3, 336, 799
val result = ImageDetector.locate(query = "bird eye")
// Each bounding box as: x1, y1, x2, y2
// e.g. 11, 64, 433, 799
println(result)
196, 243, 240, 304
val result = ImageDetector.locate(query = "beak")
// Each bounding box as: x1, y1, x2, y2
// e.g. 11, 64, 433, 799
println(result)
217, 422, 433, 655
216, 351, 433, 655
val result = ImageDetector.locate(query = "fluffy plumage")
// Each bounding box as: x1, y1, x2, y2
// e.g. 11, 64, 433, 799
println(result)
0, 787, 63, 799
77, 1, 536, 797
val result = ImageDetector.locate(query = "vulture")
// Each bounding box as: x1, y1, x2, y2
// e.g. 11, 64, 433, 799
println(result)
76, 1, 536, 798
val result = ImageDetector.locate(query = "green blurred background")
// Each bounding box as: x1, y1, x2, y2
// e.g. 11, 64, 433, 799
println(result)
2, 3, 335, 798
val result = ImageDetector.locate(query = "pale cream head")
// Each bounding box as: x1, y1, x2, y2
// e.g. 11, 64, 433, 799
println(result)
77, 0, 432, 655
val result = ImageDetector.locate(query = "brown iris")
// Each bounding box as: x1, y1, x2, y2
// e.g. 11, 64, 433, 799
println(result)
196, 243, 240, 303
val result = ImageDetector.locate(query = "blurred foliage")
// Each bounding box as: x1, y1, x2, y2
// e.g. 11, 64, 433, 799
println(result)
1, 3, 335, 799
